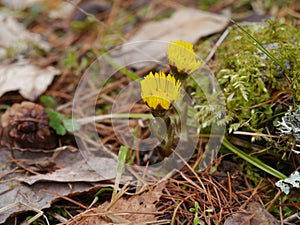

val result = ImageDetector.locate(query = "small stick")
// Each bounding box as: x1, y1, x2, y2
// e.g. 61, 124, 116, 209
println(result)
0, 202, 49, 225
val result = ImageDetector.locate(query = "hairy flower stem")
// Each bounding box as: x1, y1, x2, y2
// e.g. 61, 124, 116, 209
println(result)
150, 110, 175, 158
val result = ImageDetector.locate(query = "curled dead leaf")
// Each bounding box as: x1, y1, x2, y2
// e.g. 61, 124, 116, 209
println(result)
110, 8, 229, 69
0, 61, 60, 100
0, 14, 50, 58
64, 181, 167, 225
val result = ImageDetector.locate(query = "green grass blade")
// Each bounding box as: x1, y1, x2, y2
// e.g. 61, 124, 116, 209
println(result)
222, 137, 287, 179
77, 113, 153, 125
231, 19, 292, 83
112, 145, 130, 201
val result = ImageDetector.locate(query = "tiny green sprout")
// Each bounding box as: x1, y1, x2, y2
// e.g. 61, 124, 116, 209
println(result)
45, 109, 80, 136
58, 209, 68, 218
189, 201, 204, 225
62, 117, 81, 133
89, 187, 114, 208
45, 109, 66, 135
25, 216, 46, 225
41, 95, 80, 135
70, 16, 97, 33
40, 94, 57, 109
95, 187, 113, 197
62, 50, 78, 70
209, 166, 217, 174
189, 201, 199, 213
112, 145, 130, 201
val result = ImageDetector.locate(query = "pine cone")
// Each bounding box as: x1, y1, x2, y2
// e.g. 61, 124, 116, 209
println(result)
0, 101, 57, 150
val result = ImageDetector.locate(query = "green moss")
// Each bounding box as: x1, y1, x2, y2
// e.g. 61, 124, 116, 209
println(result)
213, 20, 300, 133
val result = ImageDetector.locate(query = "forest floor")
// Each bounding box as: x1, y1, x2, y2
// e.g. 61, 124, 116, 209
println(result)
0, 1, 299, 225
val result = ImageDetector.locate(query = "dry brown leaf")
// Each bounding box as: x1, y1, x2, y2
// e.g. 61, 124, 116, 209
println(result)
110, 8, 229, 69
0, 149, 92, 224
0, 147, 130, 224
1, 0, 41, 10
0, 14, 50, 58
48, 0, 81, 19
65, 181, 166, 225
0, 60, 59, 100
0, 181, 94, 224
224, 202, 280, 225
18, 158, 120, 185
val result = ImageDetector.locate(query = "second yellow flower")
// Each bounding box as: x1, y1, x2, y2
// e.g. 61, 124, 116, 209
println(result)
141, 71, 181, 111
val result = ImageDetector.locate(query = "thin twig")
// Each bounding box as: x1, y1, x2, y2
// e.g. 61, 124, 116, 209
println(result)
204, 28, 229, 64
42, 190, 88, 210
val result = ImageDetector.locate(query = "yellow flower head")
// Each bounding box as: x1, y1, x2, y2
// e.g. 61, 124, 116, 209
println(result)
167, 40, 201, 75
141, 71, 181, 111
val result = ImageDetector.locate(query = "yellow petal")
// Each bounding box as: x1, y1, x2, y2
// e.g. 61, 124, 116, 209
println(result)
141, 71, 181, 111
167, 40, 201, 74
